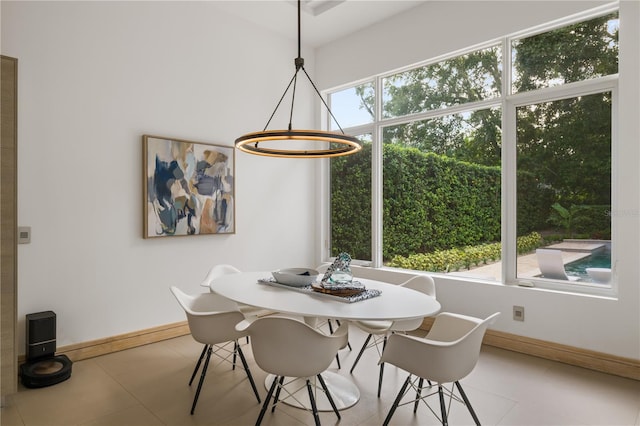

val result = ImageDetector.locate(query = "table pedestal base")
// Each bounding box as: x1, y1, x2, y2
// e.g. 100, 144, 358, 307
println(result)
264, 372, 359, 411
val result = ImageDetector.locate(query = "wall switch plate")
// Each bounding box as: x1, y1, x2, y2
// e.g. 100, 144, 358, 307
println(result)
513, 305, 525, 321
18, 226, 31, 244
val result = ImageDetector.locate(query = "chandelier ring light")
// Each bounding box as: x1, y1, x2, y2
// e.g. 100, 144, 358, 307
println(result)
234, 0, 362, 159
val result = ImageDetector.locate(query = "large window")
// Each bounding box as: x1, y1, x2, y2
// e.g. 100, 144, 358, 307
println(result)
327, 7, 618, 293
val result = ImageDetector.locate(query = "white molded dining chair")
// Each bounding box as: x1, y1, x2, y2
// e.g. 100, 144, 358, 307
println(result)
237, 316, 349, 426
170, 286, 261, 414
200, 263, 241, 288
380, 311, 500, 426
350, 274, 437, 397
201, 263, 275, 318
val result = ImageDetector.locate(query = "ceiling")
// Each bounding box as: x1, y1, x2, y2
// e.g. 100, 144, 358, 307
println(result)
213, 1, 428, 48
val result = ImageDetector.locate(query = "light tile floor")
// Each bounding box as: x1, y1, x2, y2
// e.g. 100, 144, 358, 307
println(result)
2, 325, 639, 426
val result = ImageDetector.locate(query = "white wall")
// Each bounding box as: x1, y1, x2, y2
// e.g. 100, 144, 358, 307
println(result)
316, 1, 640, 359
2, 1, 320, 350
3, 0, 638, 361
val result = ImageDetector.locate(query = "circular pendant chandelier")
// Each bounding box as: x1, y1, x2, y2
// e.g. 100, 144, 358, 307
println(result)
234, 0, 362, 159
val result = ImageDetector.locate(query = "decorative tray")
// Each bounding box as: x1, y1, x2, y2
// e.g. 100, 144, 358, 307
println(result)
258, 278, 381, 303
311, 283, 364, 296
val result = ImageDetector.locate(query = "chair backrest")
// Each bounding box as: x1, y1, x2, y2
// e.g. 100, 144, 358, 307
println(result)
200, 264, 242, 288
315, 263, 330, 274
241, 316, 348, 378
390, 275, 437, 332
400, 275, 436, 298
536, 249, 570, 280
317, 263, 415, 285
381, 312, 500, 384
170, 286, 246, 345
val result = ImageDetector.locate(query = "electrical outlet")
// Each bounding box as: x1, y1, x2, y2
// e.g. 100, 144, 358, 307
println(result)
513, 305, 525, 321
18, 226, 31, 244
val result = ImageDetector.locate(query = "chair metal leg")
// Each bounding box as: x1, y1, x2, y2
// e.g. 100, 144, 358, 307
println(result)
377, 335, 387, 397
236, 343, 261, 403
378, 362, 385, 397
232, 341, 238, 371
438, 384, 448, 426
190, 346, 213, 415
271, 376, 285, 413
455, 381, 481, 426
350, 333, 372, 374
327, 320, 347, 369
306, 379, 321, 426
189, 344, 209, 386
335, 320, 352, 350
383, 375, 411, 426
256, 376, 279, 426
414, 377, 424, 413
317, 374, 341, 419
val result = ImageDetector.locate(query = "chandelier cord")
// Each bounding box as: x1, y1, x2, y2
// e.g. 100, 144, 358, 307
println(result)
300, 65, 346, 134
261, 0, 346, 137
235, 0, 361, 158
289, 72, 298, 131
298, 0, 302, 59
261, 70, 299, 133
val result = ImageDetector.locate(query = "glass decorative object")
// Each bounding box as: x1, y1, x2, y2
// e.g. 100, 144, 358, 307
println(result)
322, 252, 353, 284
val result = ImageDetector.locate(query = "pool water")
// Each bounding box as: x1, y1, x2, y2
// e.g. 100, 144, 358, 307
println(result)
564, 247, 611, 281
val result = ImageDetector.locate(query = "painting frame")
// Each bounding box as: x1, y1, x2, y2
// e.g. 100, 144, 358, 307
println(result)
143, 135, 235, 238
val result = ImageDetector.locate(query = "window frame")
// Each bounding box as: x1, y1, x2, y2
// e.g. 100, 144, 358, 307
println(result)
321, 3, 619, 297
504, 76, 618, 296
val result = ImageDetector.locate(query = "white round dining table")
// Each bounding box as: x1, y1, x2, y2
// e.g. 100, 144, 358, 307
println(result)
209, 271, 441, 411
209, 271, 440, 322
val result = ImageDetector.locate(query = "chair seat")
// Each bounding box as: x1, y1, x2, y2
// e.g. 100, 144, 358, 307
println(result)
238, 304, 275, 318
353, 319, 393, 333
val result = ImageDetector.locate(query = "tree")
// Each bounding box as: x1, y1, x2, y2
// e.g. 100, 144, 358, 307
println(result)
513, 13, 617, 208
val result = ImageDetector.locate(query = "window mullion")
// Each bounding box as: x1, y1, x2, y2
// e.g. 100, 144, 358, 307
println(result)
502, 107, 518, 284
502, 36, 517, 284
372, 76, 383, 268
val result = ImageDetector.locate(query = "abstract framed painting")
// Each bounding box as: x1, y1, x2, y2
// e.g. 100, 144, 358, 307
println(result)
143, 135, 235, 238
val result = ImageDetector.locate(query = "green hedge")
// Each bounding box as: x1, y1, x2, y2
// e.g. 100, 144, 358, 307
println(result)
382, 144, 501, 259
388, 232, 544, 272
333, 144, 506, 260
330, 143, 606, 261
330, 143, 373, 260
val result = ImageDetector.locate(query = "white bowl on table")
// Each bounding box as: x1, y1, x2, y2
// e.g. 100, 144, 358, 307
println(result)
272, 268, 319, 287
